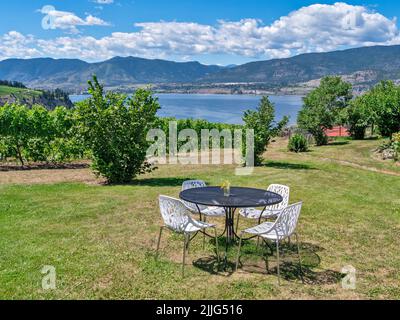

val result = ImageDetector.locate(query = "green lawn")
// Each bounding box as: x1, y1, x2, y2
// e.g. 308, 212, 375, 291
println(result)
0, 138, 399, 299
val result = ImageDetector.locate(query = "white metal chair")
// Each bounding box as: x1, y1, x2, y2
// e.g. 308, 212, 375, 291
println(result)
156, 195, 220, 276
235, 202, 303, 284
181, 180, 226, 218
238, 184, 290, 222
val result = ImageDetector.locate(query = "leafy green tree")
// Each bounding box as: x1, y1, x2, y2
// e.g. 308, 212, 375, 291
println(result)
243, 96, 288, 166
346, 81, 400, 139
346, 94, 377, 140
366, 81, 400, 137
298, 76, 353, 145
75, 76, 160, 183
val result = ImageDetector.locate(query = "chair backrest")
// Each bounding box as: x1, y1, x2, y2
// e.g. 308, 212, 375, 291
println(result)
181, 180, 207, 212
182, 180, 207, 191
272, 202, 302, 239
267, 184, 290, 211
159, 195, 191, 233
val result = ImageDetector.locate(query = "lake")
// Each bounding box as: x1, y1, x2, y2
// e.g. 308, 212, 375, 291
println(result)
69, 93, 303, 125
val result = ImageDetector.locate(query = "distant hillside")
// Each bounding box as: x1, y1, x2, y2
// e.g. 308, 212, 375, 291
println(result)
0, 84, 73, 109
0, 57, 223, 92
201, 45, 400, 85
1, 45, 400, 93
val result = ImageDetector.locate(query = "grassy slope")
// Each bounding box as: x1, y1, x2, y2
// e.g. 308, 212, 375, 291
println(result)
0, 85, 42, 99
0, 138, 399, 300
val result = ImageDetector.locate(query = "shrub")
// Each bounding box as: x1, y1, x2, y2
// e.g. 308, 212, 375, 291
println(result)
75, 76, 160, 183
288, 134, 309, 153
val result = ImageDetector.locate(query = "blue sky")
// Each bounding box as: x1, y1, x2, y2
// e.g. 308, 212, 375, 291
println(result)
0, 0, 400, 65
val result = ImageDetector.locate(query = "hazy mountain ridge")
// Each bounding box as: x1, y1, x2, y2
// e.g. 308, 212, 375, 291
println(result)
200, 45, 400, 85
0, 57, 224, 92
1, 45, 400, 93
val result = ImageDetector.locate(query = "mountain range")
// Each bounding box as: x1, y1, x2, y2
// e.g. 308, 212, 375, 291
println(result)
1, 45, 400, 93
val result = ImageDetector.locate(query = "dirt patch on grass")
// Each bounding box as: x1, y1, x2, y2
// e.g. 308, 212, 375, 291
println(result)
0, 167, 103, 185
0, 162, 90, 172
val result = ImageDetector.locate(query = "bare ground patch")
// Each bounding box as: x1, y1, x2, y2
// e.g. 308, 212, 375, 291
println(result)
0, 167, 103, 185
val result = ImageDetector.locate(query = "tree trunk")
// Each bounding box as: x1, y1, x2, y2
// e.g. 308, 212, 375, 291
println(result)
15, 145, 24, 166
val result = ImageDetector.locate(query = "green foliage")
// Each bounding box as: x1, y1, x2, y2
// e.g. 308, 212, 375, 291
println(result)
243, 96, 288, 166
0, 104, 31, 165
393, 132, 400, 144
155, 117, 242, 151
75, 76, 160, 184
298, 76, 353, 145
288, 134, 309, 153
40, 88, 73, 108
345, 81, 400, 139
363, 81, 400, 137
346, 94, 376, 140
0, 104, 83, 165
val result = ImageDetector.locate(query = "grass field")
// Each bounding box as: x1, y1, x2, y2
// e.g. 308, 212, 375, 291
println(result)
0, 85, 42, 99
0, 138, 399, 300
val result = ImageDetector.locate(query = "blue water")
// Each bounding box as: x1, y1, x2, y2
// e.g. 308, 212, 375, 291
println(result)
70, 93, 303, 125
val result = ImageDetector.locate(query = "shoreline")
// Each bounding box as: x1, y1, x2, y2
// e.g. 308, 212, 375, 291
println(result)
71, 90, 307, 97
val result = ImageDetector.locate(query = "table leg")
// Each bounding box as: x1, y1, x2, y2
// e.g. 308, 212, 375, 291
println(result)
222, 207, 237, 269
225, 207, 235, 244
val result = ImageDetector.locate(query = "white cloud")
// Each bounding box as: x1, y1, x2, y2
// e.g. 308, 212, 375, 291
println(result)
39, 6, 110, 33
0, 31, 41, 59
2, 2, 400, 62
92, 0, 114, 4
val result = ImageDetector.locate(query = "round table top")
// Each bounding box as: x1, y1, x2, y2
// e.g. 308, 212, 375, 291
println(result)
179, 186, 283, 208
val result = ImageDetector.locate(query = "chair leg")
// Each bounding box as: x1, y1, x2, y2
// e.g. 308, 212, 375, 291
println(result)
294, 233, 304, 283
264, 239, 269, 272
213, 227, 220, 264
256, 236, 260, 252
186, 234, 190, 254
182, 233, 189, 277
203, 216, 207, 250
235, 233, 244, 271
276, 240, 281, 285
156, 226, 164, 258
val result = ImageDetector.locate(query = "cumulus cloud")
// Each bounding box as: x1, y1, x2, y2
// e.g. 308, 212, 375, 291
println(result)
2, 2, 400, 62
39, 6, 110, 33
0, 31, 41, 59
